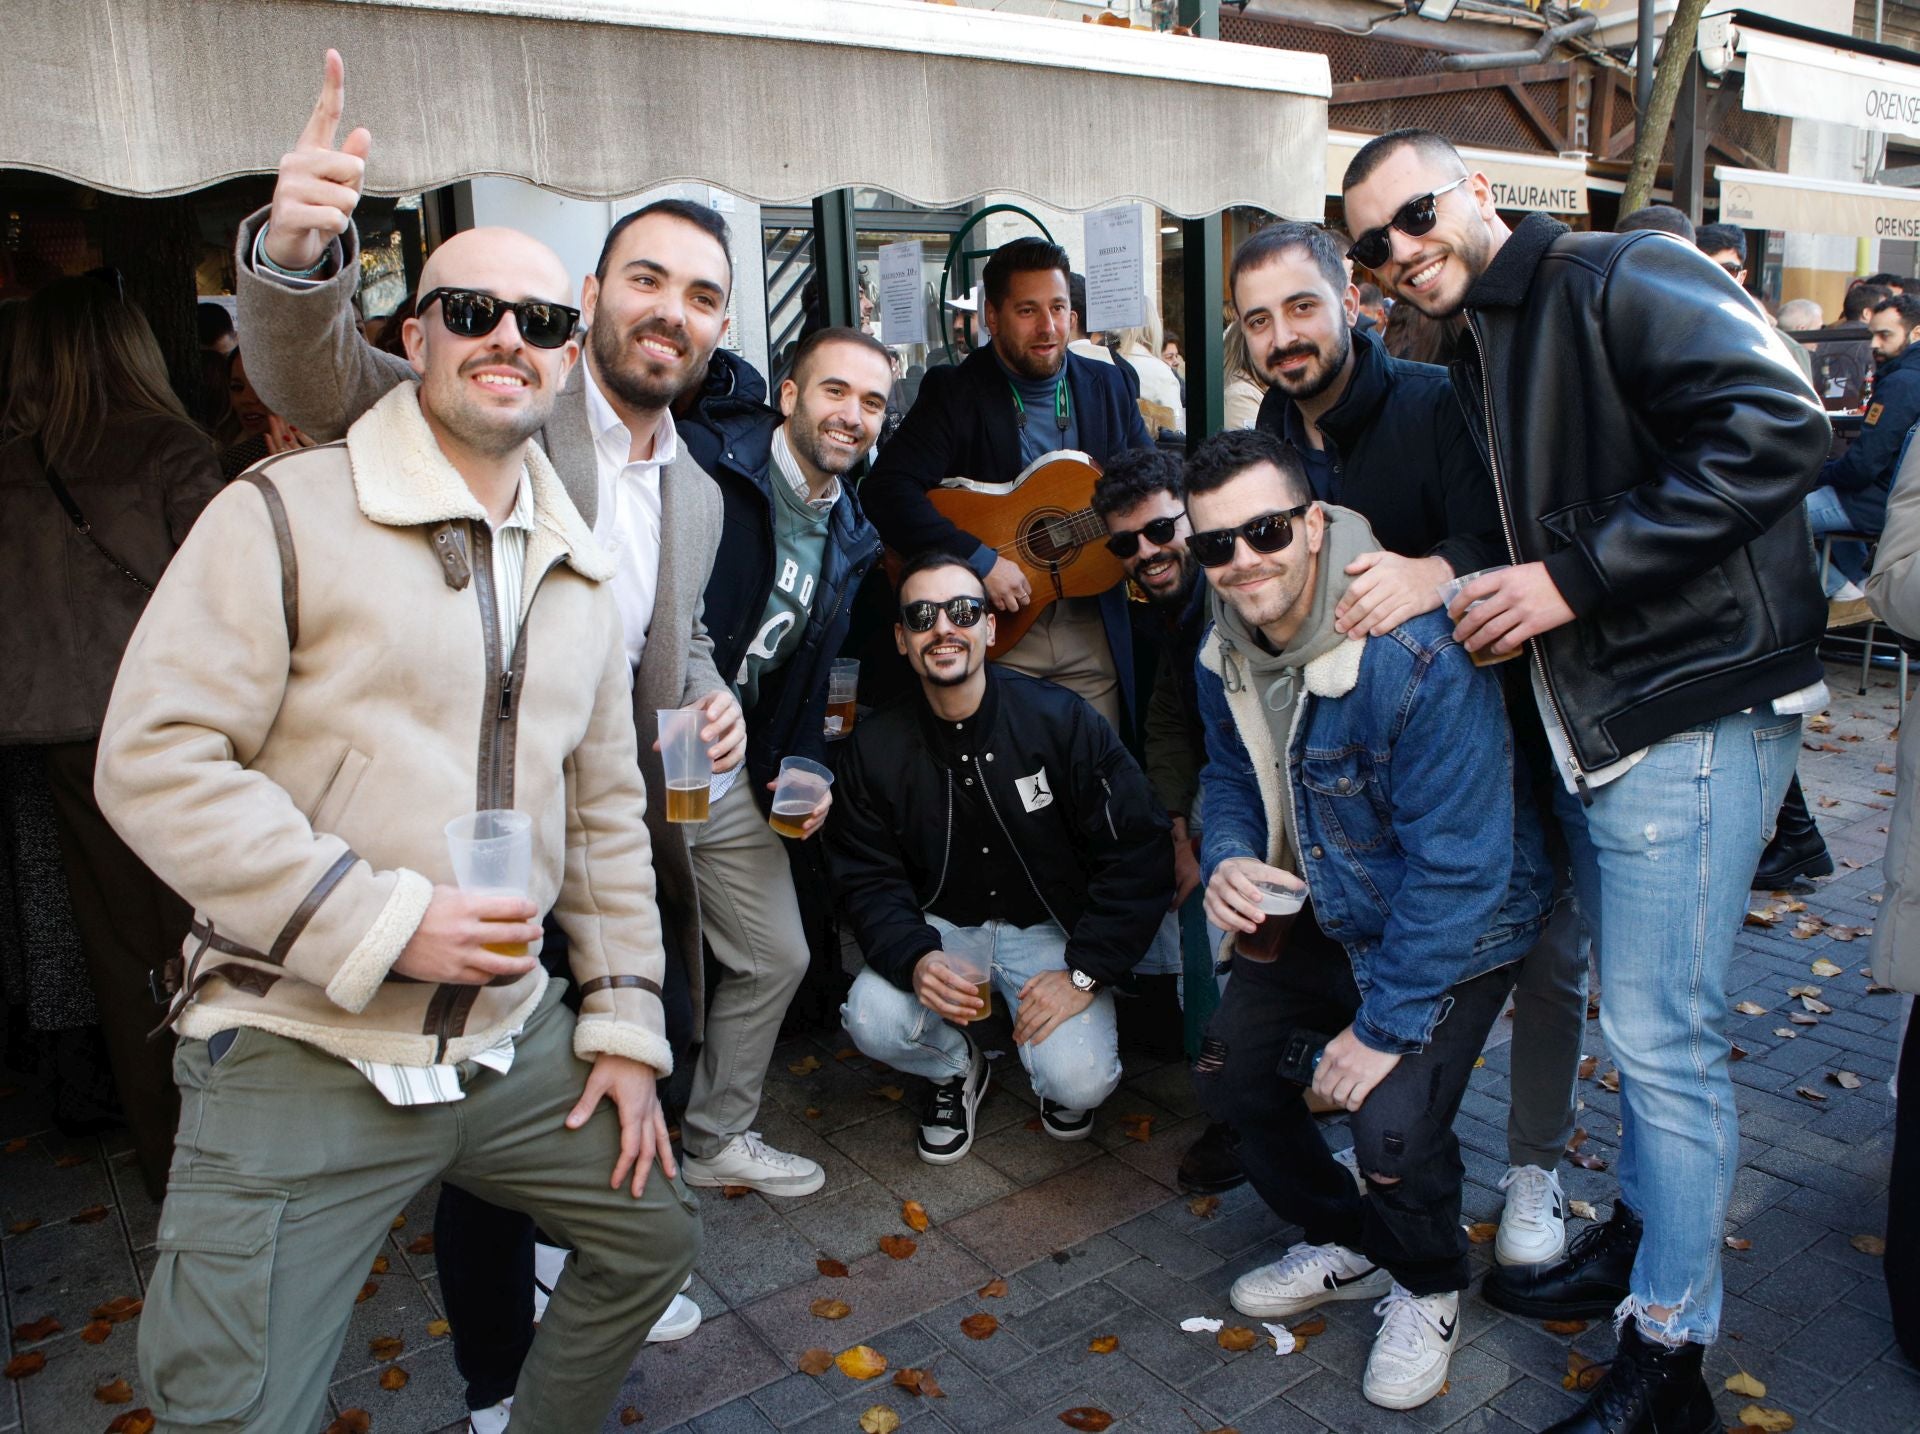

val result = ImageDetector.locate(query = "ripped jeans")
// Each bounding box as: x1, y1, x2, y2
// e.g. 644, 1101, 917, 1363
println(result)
1552, 708, 1800, 1345
1195, 908, 1520, 1295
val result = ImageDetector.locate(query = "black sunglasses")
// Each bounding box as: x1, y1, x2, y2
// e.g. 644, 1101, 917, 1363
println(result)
419, 287, 581, 350
1347, 176, 1470, 271
1105, 515, 1184, 559
1187, 506, 1309, 569
1717, 260, 1744, 279
900, 596, 987, 633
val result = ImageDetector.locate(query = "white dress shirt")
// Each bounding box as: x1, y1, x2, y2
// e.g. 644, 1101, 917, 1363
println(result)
583, 363, 675, 674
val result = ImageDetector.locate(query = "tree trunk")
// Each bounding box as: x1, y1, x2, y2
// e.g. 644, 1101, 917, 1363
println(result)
98, 194, 204, 418
1620, 0, 1710, 216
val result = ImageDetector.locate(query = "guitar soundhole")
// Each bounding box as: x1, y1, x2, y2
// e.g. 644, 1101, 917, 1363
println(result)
1018, 507, 1083, 568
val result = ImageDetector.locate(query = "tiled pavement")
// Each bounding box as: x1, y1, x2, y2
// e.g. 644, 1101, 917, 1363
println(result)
0, 658, 1914, 1433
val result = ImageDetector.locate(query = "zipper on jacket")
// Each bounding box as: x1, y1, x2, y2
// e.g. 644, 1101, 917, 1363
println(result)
1464, 318, 1590, 803
978, 767, 1069, 933
924, 771, 956, 909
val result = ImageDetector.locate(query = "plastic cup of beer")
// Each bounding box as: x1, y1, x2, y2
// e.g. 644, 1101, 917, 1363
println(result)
769, 757, 835, 840
824, 658, 860, 739
1237, 879, 1307, 963
1436, 566, 1520, 667
941, 931, 993, 1025
444, 809, 533, 956
656, 707, 713, 823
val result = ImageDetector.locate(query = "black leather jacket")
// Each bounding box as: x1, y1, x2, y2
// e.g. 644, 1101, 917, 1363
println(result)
1454, 215, 1831, 781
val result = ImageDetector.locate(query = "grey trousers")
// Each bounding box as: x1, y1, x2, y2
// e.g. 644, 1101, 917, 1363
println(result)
997, 597, 1122, 732
141, 982, 700, 1433
1506, 899, 1589, 1171
683, 774, 812, 1158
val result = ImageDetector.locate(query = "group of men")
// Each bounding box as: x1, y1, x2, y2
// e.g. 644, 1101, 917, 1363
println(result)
94, 47, 1836, 1434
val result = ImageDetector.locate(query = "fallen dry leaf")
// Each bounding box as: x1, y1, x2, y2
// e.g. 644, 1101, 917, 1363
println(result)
1787, 984, 1822, 998
4, 1138, 27, 1155
978, 1277, 1008, 1298
878, 1235, 918, 1260
893, 1367, 946, 1397
1187, 1194, 1220, 1219
1868, 982, 1896, 993
11, 1317, 59, 1342
426, 1319, 451, 1337
95, 1377, 134, 1404
1465, 1222, 1500, 1245
391, 1214, 406, 1229
3, 1352, 45, 1379
368, 1334, 404, 1360
1737, 1406, 1796, 1432
53, 1153, 88, 1169
1119, 1113, 1153, 1143
1217, 1325, 1259, 1351
836, 1344, 889, 1380
1543, 1319, 1589, 1335
356, 1281, 378, 1304
1568, 1150, 1609, 1172
805, 1106, 823, 1119
788, 1054, 822, 1076
1577, 1054, 1598, 1079
107, 1414, 157, 1434
1800, 995, 1833, 1014
859, 1405, 901, 1434
810, 1298, 852, 1320
1726, 1371, 1768, 1398
798, 1348, 834, 1375
1089, 1334, 1120, 1354
1810, 957, 1843, 978
619, 1411, 642, 1428
902, 1200, 930, 1233
1058, 1409, 1115, 1431
1598, 1069, 1622, 1093
1726, 1236, 1754, 1251
1828, 1070, 1863, 1090
1563, 1350, 1607, 1392
322, 1414, 371, 1434
1289, 1316, 1327, 1338
1734, 1000, 1769, 1016
1828, 925, 1872, 943
817, 1258, 850, 1278
875, 1085, 906, 1102
370, 1255, 390, 1275
1775, 1026, 1801, 1038
379, 1366, 409, 1391
1730, 1043, 1750, 1061
960, 1312, 999, 1340
80, 1320, 112, 1344
1851, 1233, 1888, 1256
835, 1046, 858, 1061
6, 1218, 37, 1235
1789, 1012, 1821, 1026
1024, 1115, 1043, 1133
407, 1233, 434, 1255
721, 1185, 754, 1199
70, 1204, 110, 1225
1794, 1087, 1829, 1103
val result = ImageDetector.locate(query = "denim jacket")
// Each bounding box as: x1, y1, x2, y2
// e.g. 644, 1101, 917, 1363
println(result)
1196, 608, 1554, 1054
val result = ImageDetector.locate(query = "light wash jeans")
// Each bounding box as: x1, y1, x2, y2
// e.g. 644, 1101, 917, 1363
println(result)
1551, 708, 1800, 1346
1805, 484, 1869, 596
841, 915, 1123, 1112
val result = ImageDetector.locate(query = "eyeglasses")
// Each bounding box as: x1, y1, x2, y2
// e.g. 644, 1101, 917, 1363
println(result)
899, 596, 987, 632
1717, 261, 1744, 279
1104, 515, 1183, 559
1187, 506, 1309, 568
1347, 176, 1470, 271
419, 288, 581, 350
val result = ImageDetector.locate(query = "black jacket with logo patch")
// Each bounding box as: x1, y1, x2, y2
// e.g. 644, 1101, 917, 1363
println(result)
825, 667, 1172, 992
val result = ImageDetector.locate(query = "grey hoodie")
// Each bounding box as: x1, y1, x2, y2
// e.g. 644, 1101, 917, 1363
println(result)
1209, 504, 1383, 873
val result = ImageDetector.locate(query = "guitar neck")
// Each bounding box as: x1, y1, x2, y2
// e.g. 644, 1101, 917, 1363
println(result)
1030, 507, 1107, 561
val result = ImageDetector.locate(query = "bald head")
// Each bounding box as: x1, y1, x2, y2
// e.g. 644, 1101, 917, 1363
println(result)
418, 226, 572, 311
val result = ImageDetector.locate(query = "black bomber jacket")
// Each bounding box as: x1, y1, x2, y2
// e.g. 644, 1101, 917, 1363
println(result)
1455, 215, 1832, 783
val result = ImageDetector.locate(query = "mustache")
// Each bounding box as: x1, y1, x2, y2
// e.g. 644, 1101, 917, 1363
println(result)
627, 317, 691, 357
1264, 342, 1320, 370
457, 350, 539, 385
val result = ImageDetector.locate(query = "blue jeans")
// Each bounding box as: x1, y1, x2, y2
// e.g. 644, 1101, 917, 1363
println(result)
841, 915, 1122, 1112
1806, 485, 1868, 595
1551, 709, 1800, 1345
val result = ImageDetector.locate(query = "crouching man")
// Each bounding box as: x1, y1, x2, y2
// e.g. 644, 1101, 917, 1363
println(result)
1187, 430, 1552, 1412
827, 552, 1174, 1164
95, 226, 699, 1432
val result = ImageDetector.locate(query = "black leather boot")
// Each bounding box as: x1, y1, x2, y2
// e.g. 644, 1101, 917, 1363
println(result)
1543, 1321, 1719, 1434
1176, 1121, 1246, 1195
1482, 1201, 1641, 1319
1752, 775, 1834, 888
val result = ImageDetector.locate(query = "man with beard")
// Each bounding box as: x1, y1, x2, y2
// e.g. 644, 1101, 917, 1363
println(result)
1239, 220, 1589, 1272
865, 238, 1153, 734
1186, 428, 1552, 1413
826, 553, 1173, 1162
96, 225, 698, 1433
1343, 129, 1829, 1434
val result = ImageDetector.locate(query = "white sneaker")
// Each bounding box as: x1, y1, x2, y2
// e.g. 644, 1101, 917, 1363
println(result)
531, 1240, 567, 1322
645, 1292, 703, 1343
1229, 1240, 1393, 1318
468, 1398, 511, 1434
681, 1131, 826, 1196
1833, 578, 1867, 601
1495, 1163, 1567, 1267
1363, 1285, 1458, 1410
1332, 1145, 1368, 1196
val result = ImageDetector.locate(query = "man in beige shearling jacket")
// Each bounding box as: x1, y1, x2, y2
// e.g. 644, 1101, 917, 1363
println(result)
96, 225, 698, 1433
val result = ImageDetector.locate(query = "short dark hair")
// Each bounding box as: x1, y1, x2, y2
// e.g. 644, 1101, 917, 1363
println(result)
1846, 282, 1894, 322
790, 325, 894, 387
594, 198, 733, 286
1341, 128, 1464, 194
1874, 294, 1920, 330
893, 549, 986, 603
196, 301, 234, 347
982, 237, 1072, 309
1357, 282, 1384, 306
1695, 224, 1746, 263
1229, 222, 1346, 308
1183, 428, 1310, 506
1616, 205, 1695, 241
1092, 446, 1184, 520
1866, 272, 1904, 287
1069, 271, 1088, 331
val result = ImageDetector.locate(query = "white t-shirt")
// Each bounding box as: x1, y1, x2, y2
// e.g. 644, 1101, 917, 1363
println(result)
582, 366, 675, 675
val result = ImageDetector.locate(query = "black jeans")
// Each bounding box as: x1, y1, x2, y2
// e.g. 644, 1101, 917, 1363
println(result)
436, 916, 696, 1410
1889, 1004, 1918, 1367
1194, 908, 1516, 1296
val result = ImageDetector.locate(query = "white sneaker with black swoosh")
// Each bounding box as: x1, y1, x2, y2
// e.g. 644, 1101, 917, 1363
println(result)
1229, 1240, 1392, 1318
1363, 1284, 1459, 1411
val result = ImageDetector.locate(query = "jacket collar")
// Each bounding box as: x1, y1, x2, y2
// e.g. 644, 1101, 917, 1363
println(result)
914, 660, 1001, 751
345, 383, 614, 583
1199, 619, 1366, 701
1880, 345, 1920, 382
1313, 325, 1394, 452
1464, 213, 1570, 311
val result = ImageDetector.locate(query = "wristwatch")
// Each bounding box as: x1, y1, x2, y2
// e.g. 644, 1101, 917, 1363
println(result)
1069, 968, 1100, 995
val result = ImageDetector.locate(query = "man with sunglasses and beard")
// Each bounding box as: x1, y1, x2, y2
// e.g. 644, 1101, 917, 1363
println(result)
1343, 129, 1829, 1434
1186, 428, 1553, 1413
826, 552, 1173, 1163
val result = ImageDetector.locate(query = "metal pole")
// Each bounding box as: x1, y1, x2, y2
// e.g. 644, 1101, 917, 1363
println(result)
1180, 0, 1224, 448
811, 190, 860, 331
1636, 0, 1656, 120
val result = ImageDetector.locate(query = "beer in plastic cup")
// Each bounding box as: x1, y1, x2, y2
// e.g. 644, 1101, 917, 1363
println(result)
1436, 566, 1520, 667
1238, 879, 1306, 963
940, 930, 993, 1025
444, 809, 533, 956
769, 756, 834, 839
656, 707, 713, 823
825, 658, 860, 738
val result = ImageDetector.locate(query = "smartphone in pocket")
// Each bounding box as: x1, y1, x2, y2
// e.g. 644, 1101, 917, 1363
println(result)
1275, 1027, 1330, 1087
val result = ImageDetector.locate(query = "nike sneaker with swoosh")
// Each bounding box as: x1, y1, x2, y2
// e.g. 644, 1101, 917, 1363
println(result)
1229, 1240, 1392, 1318
1364, 1285, 1459, 1411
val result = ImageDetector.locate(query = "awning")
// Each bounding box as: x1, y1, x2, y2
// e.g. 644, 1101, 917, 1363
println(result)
2, 0, 1331, 218
1327, 132, 1588, 216
1716, 165, 1920, 241
1712, 15, 1920, 135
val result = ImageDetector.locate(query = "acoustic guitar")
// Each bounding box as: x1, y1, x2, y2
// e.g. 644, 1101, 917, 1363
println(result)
888, 450, 1124, 657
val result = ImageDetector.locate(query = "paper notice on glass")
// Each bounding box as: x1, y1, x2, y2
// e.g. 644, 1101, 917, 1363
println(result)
1084, 205, 1145, 334
879, 240, 927, 347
